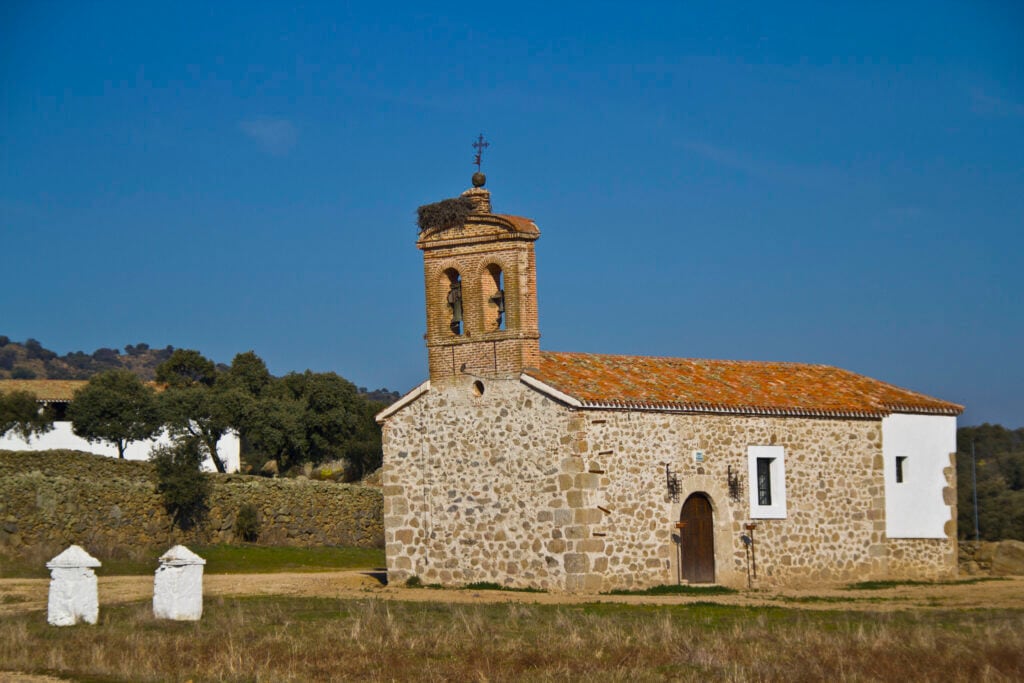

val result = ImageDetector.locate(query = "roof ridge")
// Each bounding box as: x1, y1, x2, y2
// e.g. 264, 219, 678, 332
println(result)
540, 349, 835, 368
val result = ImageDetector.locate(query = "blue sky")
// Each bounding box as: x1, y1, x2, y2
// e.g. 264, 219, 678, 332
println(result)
2, 2, 1022, 427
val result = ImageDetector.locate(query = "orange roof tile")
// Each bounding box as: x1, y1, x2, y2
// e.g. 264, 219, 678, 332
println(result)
493, 214, 539, 235
527, 352, 962, 419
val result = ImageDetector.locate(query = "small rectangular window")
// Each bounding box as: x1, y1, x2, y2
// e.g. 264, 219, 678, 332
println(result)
895, 456, 907, 483
757, 457, 773, 506
748, 445, 786, 519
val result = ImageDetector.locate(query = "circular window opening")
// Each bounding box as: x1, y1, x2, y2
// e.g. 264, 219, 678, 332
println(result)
472, 380, 485, 397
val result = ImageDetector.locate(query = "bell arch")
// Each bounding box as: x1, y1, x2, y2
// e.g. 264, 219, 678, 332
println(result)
481, 263, 507, 332
442, 267, 464, 336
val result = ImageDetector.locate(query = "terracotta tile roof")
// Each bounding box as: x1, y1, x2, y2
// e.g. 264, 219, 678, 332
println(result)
527, 352, 963, 419
493, 214, 539, 235
0, 379, 88, 402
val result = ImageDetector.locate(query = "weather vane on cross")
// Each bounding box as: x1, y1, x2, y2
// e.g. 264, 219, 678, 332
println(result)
472, 133, 489, 172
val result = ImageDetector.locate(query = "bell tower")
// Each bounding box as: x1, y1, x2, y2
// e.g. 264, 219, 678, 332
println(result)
417, 172, 540, 387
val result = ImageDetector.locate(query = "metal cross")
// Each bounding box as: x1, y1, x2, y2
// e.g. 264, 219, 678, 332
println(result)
472, 133, 490, 171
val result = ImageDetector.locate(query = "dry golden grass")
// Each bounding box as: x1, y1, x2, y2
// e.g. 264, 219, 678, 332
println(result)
1, 597, 1022, 681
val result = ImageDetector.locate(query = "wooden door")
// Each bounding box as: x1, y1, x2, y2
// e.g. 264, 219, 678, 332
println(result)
680, 493, 715, 583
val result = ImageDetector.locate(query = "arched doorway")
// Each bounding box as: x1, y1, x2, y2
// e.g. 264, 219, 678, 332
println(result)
680, 493, 715, 583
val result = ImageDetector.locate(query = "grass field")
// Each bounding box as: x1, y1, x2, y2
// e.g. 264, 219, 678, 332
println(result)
0, 544, 386, 578
1, 596, 1022, 681
2, 544, 1021, 680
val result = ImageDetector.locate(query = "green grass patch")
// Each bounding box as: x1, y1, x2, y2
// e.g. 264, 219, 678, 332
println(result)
403, 576, 443, 589
403, 578, 545, 592
846, 577, 1005, 591
0, 593, 28, 605
462, 581, 546, 593
770, 594, 883, 605
0, 544, 384, 578
604, 583, 737, 596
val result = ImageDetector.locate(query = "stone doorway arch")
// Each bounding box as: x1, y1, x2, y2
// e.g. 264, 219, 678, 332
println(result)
680, 492, 715, 583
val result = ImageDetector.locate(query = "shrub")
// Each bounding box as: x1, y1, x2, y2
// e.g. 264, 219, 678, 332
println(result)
24, 338, 56, 361
345, 441, 382, 481
11, 366, 36, 379
462, 581, 545, 593
91, 347, 120, 364
124, 343, 149, 356
313, 457, 360, 482
150, 438, 211, 531
235, 503, 261, 542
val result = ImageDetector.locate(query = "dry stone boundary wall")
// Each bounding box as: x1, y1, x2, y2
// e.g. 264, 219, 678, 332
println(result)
0, 450, 383, 562
960, 540, 1024, 576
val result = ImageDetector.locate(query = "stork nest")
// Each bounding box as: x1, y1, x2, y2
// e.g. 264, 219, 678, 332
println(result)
417, 197, 473, 232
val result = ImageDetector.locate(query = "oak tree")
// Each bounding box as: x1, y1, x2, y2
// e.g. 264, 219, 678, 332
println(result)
68, 369, 161, 458
156, 350, 231, 473
0, 389, 54, 440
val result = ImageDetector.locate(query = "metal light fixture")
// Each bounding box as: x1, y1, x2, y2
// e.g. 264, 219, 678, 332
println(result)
665, 464, 680, 502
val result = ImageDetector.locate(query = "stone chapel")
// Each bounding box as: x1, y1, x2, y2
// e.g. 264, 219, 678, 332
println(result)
377, 176, 963, 591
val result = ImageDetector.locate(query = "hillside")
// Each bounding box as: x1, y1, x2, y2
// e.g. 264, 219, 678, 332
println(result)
0, 336, 176, 381
0, 336, 400, 403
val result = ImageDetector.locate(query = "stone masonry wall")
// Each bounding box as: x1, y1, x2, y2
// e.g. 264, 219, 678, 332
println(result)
586, 410, 953, 588
0, 450, 383, 562
383, 377, 570, 589
381, 377, 956, 591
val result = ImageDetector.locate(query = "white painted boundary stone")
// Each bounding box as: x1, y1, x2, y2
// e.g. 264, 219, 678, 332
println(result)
153, 545, 206, 620
46, 545, 101, 626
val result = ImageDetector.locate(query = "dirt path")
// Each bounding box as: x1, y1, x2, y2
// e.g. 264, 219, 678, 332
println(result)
3, 571, 1023, 615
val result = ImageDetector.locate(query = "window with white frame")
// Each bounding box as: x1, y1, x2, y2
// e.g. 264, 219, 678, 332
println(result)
748, 445, 786, 518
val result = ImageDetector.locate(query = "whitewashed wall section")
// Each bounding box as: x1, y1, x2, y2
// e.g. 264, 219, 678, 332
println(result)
0, 422, 241, 473
882, 413, 957, 538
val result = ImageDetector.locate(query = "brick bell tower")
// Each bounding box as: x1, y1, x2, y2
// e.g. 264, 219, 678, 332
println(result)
417, 170, 541, 387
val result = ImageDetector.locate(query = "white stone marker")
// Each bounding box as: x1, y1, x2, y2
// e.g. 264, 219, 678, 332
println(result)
46, 545, 101, 626
153, 545, 206, 621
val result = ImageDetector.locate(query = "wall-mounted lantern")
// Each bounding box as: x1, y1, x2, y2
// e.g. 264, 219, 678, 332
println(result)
728, 465, 744, 502
665, 464, 680, 502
